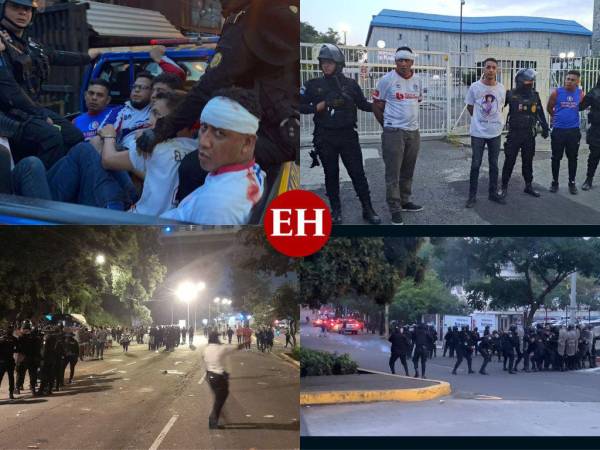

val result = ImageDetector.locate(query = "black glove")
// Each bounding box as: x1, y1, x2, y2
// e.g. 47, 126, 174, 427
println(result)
309, 150, 320, 168
541, 128, 549, 139
136, 128, 157, 154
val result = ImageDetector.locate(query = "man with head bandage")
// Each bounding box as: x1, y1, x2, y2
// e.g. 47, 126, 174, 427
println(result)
372, 46, 424, 225
160, 87, 265, 225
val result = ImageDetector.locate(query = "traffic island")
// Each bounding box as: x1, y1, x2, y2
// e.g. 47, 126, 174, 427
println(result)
300, 368, 451, 405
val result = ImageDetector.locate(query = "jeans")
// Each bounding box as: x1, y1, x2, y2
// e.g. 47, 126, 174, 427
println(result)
11, 156, 52, 199
469, 135, 501, 197
0, 143, 11, 194
208, 371, 229, 426
48, 142, 138, 209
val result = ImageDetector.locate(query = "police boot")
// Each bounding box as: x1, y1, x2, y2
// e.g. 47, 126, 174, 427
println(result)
414, 370, 419, 378
524, 183, 541, 197
360, 198, 381, 225
499, 184, 508, 199
9, 391, 14, 400
330, 199, 342, 225
582, 177, 593, 191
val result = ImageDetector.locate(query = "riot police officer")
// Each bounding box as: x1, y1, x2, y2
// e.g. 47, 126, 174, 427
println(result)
138, 0, 299, 200
388, 326, 410, 376
0, 324, 17, 399
0, 0, 98, 169
579, 76, 600, 190
452, 326, 475, 375
478, 333, 492, 375
300, 44, 380, 225
499, 68, 549, 199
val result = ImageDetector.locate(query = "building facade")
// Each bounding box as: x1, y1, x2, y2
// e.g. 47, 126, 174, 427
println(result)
366, 9, 592, 62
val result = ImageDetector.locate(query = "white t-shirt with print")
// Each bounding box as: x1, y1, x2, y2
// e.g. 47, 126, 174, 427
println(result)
114, 101, 152, 152
373, 70, 423, 131
160, 161, 265, 225
129, 137, 197, 216
465, 80, 506, 139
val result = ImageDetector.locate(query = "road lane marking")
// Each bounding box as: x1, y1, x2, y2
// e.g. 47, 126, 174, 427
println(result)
101, 368, 117, 375
148, 414, 179, 450
198, 373, 206, 385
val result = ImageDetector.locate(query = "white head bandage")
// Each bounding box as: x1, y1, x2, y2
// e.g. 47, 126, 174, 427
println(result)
200, 96, 260, 135
395, 50, 416, 61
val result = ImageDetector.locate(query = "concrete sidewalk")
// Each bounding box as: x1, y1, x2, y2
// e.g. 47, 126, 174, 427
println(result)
301, 132, 600, 225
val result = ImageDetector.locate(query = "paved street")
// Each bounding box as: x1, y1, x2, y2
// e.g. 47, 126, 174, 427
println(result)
301, 134, 600, 225
0, 336, 299, 450
300, 324, 600, 436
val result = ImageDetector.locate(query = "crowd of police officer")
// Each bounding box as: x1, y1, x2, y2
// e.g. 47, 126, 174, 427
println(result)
148, 325, 194, 352
388, 323, 438, 379
442, 324, 598, 376
0, 320, 80, 400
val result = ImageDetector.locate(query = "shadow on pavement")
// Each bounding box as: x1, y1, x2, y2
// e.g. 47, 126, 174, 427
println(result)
222, 422, 300, 431
0, 398, 47, 405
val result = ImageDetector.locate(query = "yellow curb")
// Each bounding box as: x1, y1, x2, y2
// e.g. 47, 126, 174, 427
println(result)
300, 369, 451, 405
278, 352, 300, 367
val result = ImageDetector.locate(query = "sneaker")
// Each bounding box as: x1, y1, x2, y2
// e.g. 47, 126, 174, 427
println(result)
550, 182, 559, 193
569, 182, 578, 195
391, 212, 404, 225
488, 193, 506, 205
401, 202, 423, 212
465, 197, 476, 208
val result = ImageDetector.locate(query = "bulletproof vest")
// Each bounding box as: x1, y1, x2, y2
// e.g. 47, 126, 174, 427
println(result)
312, 75, 357, 129
587, 87, 600, 126
1, 30, 49, 100
507, 88, 538, 130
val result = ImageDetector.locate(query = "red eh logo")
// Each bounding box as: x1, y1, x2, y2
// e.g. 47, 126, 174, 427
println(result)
264, 190, 332, 258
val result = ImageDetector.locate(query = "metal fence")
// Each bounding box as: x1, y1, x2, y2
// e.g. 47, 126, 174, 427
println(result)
301, 43, 600, 145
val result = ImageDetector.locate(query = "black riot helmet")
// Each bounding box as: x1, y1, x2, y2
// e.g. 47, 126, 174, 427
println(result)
0, 0, 38, 29
515, 68, 536, 89
318, 43, 345, 74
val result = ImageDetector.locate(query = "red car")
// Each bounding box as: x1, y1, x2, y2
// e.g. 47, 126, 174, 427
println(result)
339, 319, 362, 335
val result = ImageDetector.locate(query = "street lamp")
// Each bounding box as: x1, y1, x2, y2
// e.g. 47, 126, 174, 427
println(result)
339, 23, 349, 46
176, 281, 197, 328
95, 254, 106, 265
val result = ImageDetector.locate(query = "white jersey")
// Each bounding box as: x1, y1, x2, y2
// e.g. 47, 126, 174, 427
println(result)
373, 70, 422, 131
160, 161, 265, 225
129, 137, 197, 216
203, 344, 237, 374
465, 80, 506, 139
114, 101, 152, 152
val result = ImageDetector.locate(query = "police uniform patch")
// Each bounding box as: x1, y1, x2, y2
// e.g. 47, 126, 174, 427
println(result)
210, 52, 223, 69
289, 5, 299, 14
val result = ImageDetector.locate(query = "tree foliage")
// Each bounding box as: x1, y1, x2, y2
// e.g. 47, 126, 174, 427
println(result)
436, 237, 600, 325
298, 238, 426, 308
301, 21, 342, 44
0, 227, 166, 326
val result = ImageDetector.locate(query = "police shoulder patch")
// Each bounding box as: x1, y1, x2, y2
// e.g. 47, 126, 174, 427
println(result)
210, 52, 223, 69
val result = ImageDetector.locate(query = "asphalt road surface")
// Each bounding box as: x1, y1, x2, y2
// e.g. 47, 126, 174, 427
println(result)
300, 324, 600, 436
301, 134, 600, 225
0, 336, 299, 450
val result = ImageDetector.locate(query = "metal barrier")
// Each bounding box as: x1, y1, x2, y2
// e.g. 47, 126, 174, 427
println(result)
301, 43, 599, 144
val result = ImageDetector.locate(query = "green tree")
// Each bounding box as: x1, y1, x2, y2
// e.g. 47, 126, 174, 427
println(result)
390, 271, 469, 324
440, 237, 600, 325
300, 21, 341, 44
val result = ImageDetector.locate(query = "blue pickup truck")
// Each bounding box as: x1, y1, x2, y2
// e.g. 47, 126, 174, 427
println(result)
0, 45, 298, 225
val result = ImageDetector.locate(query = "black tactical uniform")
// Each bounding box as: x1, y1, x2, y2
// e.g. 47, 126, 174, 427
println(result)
15, 323, 41, 394
139, 0, 299, 201
300, 43, 380, 225
411, 324, 430, 378
501, 329, 516, 374
388, 327, 410, 376
452, 327, 475, 374
500, 68, 549, 199
0, 327, 17, 399
478, 334, 492, 375
0, 0, 89, 169
38, 329, 58, 395
580, 78, 600, 190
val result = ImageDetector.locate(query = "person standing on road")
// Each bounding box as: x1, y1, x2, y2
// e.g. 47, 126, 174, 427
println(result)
443, 327, 452, 357
547, 70, 584, 195
120, 329, 131, 353
578, 76, 600, 190
388, 326, 411, 376
499, 68, 549, 200
188, 326, 194, 346
15, 320, 40, 395
96, 326, 107, 360
411, 323, 430, 379
452, 326, 475, 375
203, 331, 244, 429
63, 332, 79, 385
478, 333, 492, 375
226, 327, 234, 344
372, 46, 423, 225
0, 325, 17, 399
501, 329, 516, 374
464, 57, 506, 208
300, 43, 381, 225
